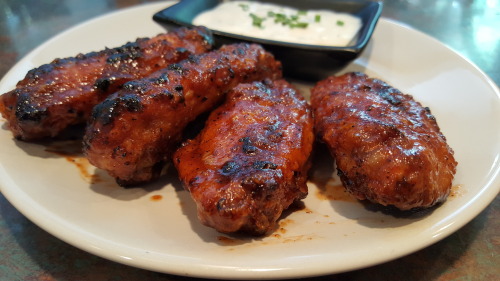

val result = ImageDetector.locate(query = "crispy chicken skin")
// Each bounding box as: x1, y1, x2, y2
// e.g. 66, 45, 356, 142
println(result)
174, 80, 314, 235
84, 44, 282, 186
0, 27, 214, 140
311, 72, 457, 210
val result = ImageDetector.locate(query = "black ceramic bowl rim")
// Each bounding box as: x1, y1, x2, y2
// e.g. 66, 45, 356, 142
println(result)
153, 0, 383, 80
153, 0, 382, 51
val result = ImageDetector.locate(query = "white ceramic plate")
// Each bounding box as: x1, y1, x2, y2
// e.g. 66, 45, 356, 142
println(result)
0, 2, 499, 280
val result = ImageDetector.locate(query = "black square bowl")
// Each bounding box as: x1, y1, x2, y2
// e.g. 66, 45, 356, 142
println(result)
153, 0, 383, 80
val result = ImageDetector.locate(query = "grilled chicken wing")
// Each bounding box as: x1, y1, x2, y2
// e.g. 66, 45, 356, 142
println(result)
0, 27, 213, 140
84, 43, 282, 186
311, 72, 457, 210
174, 79, 314, 235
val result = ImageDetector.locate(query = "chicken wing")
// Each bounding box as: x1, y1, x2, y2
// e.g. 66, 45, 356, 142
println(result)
174, 79, 314, 235
83, 43, 282, 186
311, 72, 457, 210
0, 27, 213, 140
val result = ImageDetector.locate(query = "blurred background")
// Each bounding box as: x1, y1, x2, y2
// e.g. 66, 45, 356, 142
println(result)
0, 0, 498, 84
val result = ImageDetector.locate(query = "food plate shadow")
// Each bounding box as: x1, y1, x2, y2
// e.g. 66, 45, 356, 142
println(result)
322, 184, 437, 229
309, 142, 436, 229
175, 185, 271, 245
163, 166, 222, 242
89, 167, 174, 201
12, 138, 83, 159
172, 168, 279, 245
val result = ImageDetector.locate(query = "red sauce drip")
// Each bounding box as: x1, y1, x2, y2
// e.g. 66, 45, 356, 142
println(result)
150, 195, 163, 201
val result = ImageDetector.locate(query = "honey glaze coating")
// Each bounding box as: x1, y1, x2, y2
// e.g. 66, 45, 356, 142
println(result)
311, 72, 457, 210
83, 43, 282, 186
174, 79, 314, 235
0, 26, 213, 140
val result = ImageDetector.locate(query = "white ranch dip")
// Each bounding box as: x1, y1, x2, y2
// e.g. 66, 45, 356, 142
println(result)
193, 1, 362, 46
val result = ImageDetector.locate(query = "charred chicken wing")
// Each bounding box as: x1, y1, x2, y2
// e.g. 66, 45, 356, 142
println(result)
84, 43, 282, 186
0, 27, 214, 140
311, 72, 457, 210
174, 79, 314, 235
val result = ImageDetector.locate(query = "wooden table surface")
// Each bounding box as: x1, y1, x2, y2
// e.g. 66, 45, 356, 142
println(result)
0, 0, 498, 280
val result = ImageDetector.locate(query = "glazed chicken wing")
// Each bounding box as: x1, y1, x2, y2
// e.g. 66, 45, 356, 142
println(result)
0, 27, 213, 140
174, 80, 314, 235
84, 43, 282, 186
311, 72, 457, 210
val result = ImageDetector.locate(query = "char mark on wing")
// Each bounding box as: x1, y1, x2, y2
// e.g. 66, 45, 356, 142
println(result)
374, 85, 402, 106
240, 137, 257, 154
106, 41, 142, 64
220, 161, 240, 176
252, 161, 277, 170
15, 92, 46, 122
91, 94, 143, 125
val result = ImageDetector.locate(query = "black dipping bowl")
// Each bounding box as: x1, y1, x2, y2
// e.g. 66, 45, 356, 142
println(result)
153, 0, 382, 80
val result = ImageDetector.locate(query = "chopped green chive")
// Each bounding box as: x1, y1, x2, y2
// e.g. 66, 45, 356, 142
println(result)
250, 13, 266, 28
239, 3, 249, 12
290, 22, 309, 28
336, 20, 345, 26
315, 14, 321, 22
248, 8, 315, 29
273, 13, 286, 22
265, 11, 309, 29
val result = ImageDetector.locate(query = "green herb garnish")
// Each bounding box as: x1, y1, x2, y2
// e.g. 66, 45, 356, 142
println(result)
250, 8, 311, 29
315, 14, 321, 23
336, 20, 345, 26
250, 13, 266, 28
289, 22, 308, 28
268, 11, 308, 28
273, 13, 287, 24
239, 3, 249, 12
